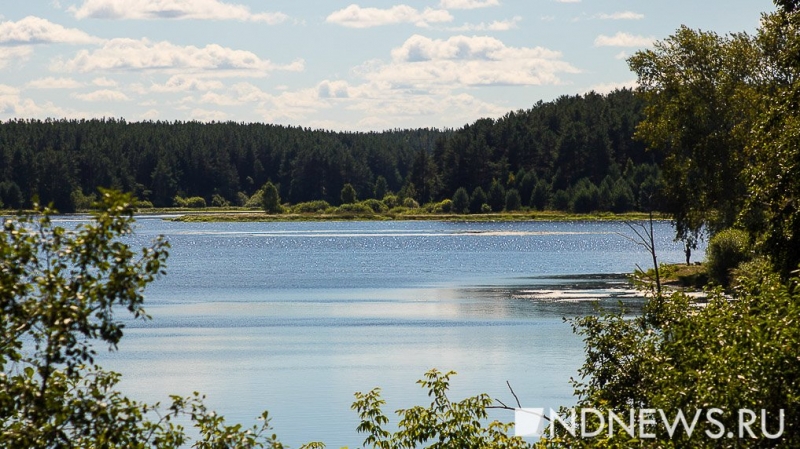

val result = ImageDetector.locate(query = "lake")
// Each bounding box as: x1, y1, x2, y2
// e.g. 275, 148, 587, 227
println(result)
86, 218, 695, 447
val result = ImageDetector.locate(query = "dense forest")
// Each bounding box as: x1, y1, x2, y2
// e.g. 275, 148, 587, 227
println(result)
0, 89, 661, 213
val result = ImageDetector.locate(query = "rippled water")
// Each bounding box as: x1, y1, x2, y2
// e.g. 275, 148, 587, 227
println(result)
80, 218, 695, 447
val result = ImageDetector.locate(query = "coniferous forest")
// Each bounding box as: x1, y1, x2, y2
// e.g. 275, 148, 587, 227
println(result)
0, 89, 661, 214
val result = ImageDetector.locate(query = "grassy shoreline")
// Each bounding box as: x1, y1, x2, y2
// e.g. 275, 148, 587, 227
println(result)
159, 209, 666, 223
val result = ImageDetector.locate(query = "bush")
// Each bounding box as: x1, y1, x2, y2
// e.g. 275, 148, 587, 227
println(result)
261, 181, 282, 214
244, 190, 264, 208
236, 191, 249, 207
136, 200, 154, 209
382, 194, 401, 209
402, 197, 419, 209
211, 194, 230, 208
185, 196, 207, 208
470, 187, 487, 214
427, 199, 453, 213
359, 199, 388, 213
340, 183, 357, 204
336, 203, 374, 214
706, 228, 752, 287
291, 200, 331, 213
480, 203, 492, 214
173, 195, 188, 208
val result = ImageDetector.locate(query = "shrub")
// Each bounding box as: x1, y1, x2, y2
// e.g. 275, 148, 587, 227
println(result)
530, 180, 551, 211
173, 195, 188, 208
136, 200, 154, 209
428, 199, 453, 214
488, 179, 505, 212
340, 183, 357, 204
480, 203, 492, 214
402, 197, 419, 209
706, 228, 752, 287
244, 190, 264, 208
335, 203, 374, 214
211, 194, 230, 208
292, 200, 331, 213
359, 199, 388, 213
382, 194, 401, 209
185, 196, 207, 208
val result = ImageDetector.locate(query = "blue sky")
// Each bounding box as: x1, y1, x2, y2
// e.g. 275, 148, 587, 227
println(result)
0, 0, 775, 131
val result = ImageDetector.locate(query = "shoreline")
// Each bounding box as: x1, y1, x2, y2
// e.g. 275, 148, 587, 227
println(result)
154, 209, 666, 223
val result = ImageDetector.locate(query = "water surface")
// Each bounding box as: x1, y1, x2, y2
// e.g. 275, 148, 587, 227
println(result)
88, 219, 693, 446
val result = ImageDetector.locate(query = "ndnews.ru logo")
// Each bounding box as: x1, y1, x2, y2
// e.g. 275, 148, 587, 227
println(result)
515, 407, 785, 440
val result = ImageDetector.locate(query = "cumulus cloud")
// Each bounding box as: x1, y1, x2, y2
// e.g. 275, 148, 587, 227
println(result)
586, 79, 638, 94
439, 0, 500, 9
0, 16, 101, 45
326, 4, 453, 28
150, 75, 225, 92
52, 38, 304, 76
594, 32, 654, 47
25, 77, 83, 89
597, 11, 644, 20
92, 76, 117, 87
449, 16, 520, 31
72, 89, 130, 102
358, 35, 578, 88
0, 46, 34, 68
190, 108, 227, 121
69, 0, 287, 23
0, 84, 80, 118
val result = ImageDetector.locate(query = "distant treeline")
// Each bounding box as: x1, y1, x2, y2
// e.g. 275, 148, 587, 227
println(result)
0, 88, 661, 213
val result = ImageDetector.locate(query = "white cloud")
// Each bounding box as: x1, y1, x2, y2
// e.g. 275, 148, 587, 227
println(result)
190, 108, 227, 121
361, 34, 578, 88
556, 0, 580, 3
25, 76, 83, 89
449, 16, 520, 31
72, 89, 130, 102
586, 79, 637, 94
594, 32, 654, 47
0, 84, 83, 118
70, 0, 287, 23
0, 46, 34, 69
597, 11, 644, 20
52, 38, 304, 76
614, 51, 628, 60
326, 4, 453, 28
150, 75, 225, 92
0, 16, 101, 45
140, 108, 159, 120
439, 0, 500, 9
92, 76, 117, 87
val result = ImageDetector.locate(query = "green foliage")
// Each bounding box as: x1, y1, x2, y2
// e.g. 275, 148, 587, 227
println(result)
335, 202, 375, 215
426, 199, 453, 214
185, 196, 207, 209
451, 188, 470, 214
480, 203, 492, 214
172, 195, 187, 208
470, 187, 487, 214
0, 180, 24, 209
211, 194, 230, 208
262, 181, 283, 214
245, 190, 265, 209
550, 190, 570, 211
402, 197, 420, 209
706, 228, 752, 288
341, 183, 357, 205
628, 22, 760, 241
374, 176, 389, 200
570, 178, 600, 213
0, 190, 299, 448
505, 189, 522, 211
360, 199, 389, 213
529, 180, 551, 211
71, 189, 97, 211
546, 270, 800, 447
488, 179, 506, 212
291, 200, 331, 214
382, 194, 401, 209
352, 369, 531, 449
